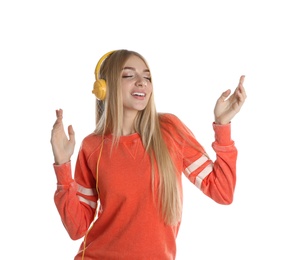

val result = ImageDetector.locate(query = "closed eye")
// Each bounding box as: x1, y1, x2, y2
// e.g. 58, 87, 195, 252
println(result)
144, 77, 151, 82
122, 75, 151, 82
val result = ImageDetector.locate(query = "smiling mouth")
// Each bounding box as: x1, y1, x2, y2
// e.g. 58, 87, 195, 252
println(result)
132, 92, 146, 97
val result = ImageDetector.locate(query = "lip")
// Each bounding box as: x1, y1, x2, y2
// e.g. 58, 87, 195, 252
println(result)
131, 92, 146, 98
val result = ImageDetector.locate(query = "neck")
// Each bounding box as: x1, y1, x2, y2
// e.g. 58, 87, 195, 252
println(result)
121, 129, 135, 136
122, 110, 137, 136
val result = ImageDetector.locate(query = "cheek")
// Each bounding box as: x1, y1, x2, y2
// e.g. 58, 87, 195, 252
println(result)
121, 87, 131, 104
121, 84, 130, 97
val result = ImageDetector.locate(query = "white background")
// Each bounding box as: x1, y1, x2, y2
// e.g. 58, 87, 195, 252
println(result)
1, 0, 284, 259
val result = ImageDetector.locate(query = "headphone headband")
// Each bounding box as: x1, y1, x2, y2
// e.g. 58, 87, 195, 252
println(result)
95, 50, 115, 81
92, 50, 116, 100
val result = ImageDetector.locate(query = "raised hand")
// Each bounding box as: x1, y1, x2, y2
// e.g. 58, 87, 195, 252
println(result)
214, 75, 247, 125
50, 109, 75, 165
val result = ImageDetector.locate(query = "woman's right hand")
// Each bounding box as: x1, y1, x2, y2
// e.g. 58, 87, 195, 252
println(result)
50, 109, 75, 165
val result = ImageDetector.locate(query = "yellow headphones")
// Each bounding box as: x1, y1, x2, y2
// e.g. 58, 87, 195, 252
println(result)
92, 50, 115, 100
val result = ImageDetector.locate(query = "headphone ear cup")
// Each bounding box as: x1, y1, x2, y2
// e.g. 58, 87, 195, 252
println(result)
93, 79, 106, 100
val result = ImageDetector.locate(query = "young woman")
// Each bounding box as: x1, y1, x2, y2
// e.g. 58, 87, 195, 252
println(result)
50, 49, 247, 260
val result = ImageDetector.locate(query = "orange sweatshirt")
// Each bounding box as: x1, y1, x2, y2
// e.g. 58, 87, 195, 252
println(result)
53, 113, 237, 260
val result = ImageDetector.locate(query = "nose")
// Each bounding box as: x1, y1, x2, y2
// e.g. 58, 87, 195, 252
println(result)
136, 76, 147, 87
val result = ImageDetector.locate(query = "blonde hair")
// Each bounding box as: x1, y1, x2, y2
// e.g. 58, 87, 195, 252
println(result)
94, 49, 182, 225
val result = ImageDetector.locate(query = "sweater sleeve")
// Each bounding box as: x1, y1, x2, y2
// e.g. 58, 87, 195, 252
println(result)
53, 143, 98, 240
184, 122, 237, 204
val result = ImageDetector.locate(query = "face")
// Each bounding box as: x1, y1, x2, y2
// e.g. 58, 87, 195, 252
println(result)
120, 55, 153, 114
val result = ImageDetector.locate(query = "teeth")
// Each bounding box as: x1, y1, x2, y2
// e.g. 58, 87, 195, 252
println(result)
132, 92, 146, 97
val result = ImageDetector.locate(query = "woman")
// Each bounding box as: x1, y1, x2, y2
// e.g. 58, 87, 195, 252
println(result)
50, 49, 247, 259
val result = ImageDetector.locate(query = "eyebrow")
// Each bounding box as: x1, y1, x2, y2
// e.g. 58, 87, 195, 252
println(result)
122, 66, 150, 73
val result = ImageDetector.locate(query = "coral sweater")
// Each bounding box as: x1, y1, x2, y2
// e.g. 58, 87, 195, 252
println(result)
53, 113, 237, 259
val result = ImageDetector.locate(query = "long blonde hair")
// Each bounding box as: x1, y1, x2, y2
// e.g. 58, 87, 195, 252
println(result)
94, 49, 182, 225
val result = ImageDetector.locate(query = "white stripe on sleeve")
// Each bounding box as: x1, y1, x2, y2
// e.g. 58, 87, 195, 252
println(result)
77, 195, 97, 209
77, 184, 96, 196
184, 155, 209, 177
194, 163, 213, 189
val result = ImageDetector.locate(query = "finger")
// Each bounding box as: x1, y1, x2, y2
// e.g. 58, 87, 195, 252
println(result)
237, 77, 247, 97
234, 83, 247, 107
233, 75, 245, 96
53, 109, 63, 128
239, 75, 245, 86
56, 108, 63, 119
239, 84, 247, 97
237, 87, 247, 102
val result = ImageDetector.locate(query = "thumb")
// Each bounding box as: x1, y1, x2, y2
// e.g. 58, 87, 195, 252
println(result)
219, 89, 231, 102
67, 125, 75, 142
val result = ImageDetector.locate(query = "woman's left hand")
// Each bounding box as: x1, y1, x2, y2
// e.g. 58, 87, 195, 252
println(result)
214, 75, 247, 125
